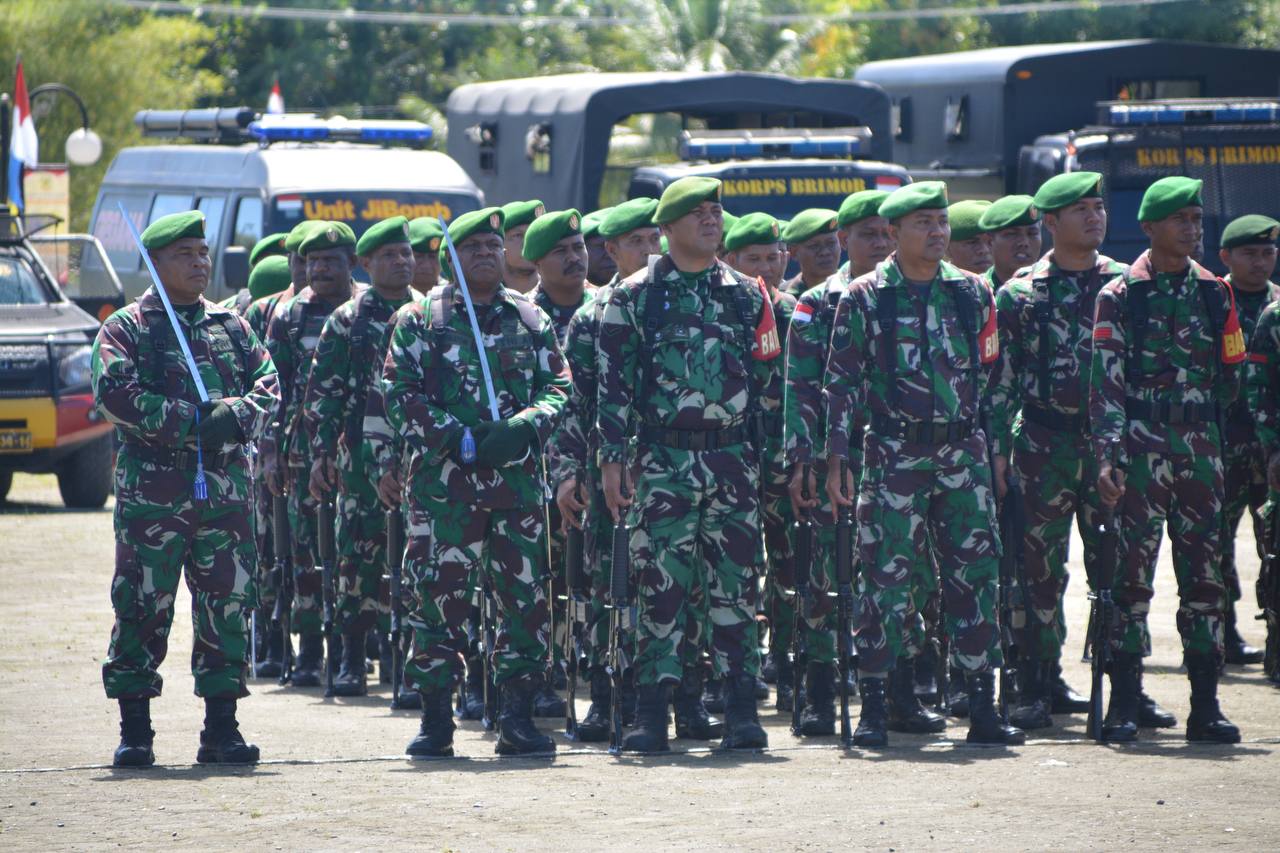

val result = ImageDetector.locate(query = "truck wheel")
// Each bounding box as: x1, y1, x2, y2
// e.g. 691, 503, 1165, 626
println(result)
0, 470, 12, 503
57, 436, 113, 509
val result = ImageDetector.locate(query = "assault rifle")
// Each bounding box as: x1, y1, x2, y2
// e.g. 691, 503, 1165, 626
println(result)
998, 480, 1027, 723
835, 460, 855, 747
317, 499, 338, 697
564, 519, 587, 738
387, 507, 410, 709
271, 493, 294, 685
607, 484, 632, 755
790, 466, 815, 735
1262, 505, 1280, 682
1087, 443, 1122, 742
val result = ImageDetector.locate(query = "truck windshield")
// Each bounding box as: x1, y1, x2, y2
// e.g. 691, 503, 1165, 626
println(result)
0, 257, 50, 306
269, 190, 482, 237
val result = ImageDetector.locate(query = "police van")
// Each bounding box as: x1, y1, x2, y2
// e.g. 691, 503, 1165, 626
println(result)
89, 108, 484, 301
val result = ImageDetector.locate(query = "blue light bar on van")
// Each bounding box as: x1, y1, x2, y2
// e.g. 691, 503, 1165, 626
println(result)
679, 127, 873, 161
247, 115, 434, 145
1106, 100, 1280, 127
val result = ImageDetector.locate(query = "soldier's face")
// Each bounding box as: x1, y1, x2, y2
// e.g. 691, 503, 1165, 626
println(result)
791, 231, 841, 280
1045, 198, 1106, 252
504, 224, 535, 274
457, 232, 505, 288
306, 247, 354, 300
1142, 206, 1203, 260
1221, 243, 1279, 290
288, 251, 307, 288
586, 234, 618, 285
946, 235, 992, 274
728, 243, 788, 290
990, 224, 1042, 277
893, 209, 950, 265
361, 241, 414, 291
664, 201, 724, 258
150, 237, 211, 305
412, 249, 441, 290
536, 234, 588, 289
842, 216, 895, 276
606, 227, 661, 279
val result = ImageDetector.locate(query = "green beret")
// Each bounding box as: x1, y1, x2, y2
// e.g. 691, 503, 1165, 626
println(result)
141, 210, 205, 250
284, 220, 324, 253
724, 212, 783, 252
298, 221, 356, 256
654, 176, 722, 225
448, 206, 505, 248
879, 181, 949, 221
1221, 214, 1280, 250
600, 198, 659, 240
838, 190, 890, 228
356, 216, 411, 256
247, 255, 292, 301
523, 208, 583, 262
980, 195, 1041, 232
582, 207, 613, 241
407, 217, 444, 254
500, 199, 546, 231
721, 211, 739, 238
947, 200, 993, 242
1138, 176, 1203, 222
249, 232, 290, 267
782, 208, 839, 245
1033, 171, 1103, 213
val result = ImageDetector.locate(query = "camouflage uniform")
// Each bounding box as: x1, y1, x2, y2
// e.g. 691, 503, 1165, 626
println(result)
824, 254, 1003, 678
761, 287, 798, 660
94, 290, 279, 698
990, 251, 1128, 661
1088, 251, 1242, 657
383, 283, 571, 691
597, 258, 781, 685
303, 288, 414, 634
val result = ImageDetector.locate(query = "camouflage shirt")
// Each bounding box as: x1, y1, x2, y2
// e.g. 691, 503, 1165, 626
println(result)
548, 280, 613, 487
763, 286, 797, 477
989, 251, 1128, 457
531, 283, 596, 346
824, 254, 999, 472
243, 284, 296, 343
783, 264, 856, 469
383, 283, 571, 509
1225, 277, 1280, 450
1088, 251, 1243, 465
596, 257, 781, 465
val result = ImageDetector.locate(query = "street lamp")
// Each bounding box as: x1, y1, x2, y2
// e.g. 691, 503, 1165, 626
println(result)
29, 83, 102, 166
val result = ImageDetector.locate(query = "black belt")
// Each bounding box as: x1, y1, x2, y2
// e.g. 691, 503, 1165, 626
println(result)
1124, 398, 1217, 425
869, 413, 976, 444
123, 442, 242, 471
1022, 401, 1089, 433
638, 422, 753, 451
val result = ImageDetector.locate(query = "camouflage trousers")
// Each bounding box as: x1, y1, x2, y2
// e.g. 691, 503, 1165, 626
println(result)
103, 457, 257, 700
287, 465, 322, 635
628, 443, 764, 686
762, 468, 799, 657
1112, 451, 1225, 657
1009, 431, 1104, 663
252, 468, 276, 615
1221, 445, 1267, 603
855, 461, 1002, 678
403, 498, 550, 691
335, 466, 391, 635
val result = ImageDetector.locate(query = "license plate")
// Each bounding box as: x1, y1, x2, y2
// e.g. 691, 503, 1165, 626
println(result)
0, 430, 32, 452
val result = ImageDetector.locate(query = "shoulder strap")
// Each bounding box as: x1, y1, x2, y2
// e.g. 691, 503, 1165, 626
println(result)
1124, 277, 1150, 382
948, 278, 983, 411
217, 312, 252, 393
1198, 276, 1227, 382
874, 274, 899, 407
134, 306, 167, 393
1032, 279, 1053, 404
343, 293, 377, 456
722, 267, 764, 437
637, 257, 673, 412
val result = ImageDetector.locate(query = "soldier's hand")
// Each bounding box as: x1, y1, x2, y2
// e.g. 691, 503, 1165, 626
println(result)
1097, 463, 1126, 508
1269, 453, 1280, 492
787, 464, 818, 516
195, 400, 240, 448
376, 469, 401, 508
602, 462, 632, 522
308, 457, 333, 502
557, 476, 587, 526
825, 455, 855, 524
992, 454, 1010, 501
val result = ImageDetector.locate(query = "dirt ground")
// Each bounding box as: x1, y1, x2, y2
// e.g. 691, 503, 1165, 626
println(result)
0, 472, 1276, 852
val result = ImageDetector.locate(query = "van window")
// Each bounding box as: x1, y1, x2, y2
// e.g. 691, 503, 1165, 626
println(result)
92, 192, 150, 271
197, 196, 227, 250
0, 256, 48, 305
232, 197, 263, 250
149, 193, 194, 225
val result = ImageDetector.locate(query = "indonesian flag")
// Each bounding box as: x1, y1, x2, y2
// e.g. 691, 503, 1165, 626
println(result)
753, 276, 782, 361
8, 59, 38, 212
267, 77, 285, 115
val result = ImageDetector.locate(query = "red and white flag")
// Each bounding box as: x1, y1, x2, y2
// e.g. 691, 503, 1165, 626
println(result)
266, 77, 285, 115
8, 58, 38, 211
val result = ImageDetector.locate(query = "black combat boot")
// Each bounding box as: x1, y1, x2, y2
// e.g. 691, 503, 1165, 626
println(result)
703, 675, 725, 714
622, 683, 672, 753
113, 698, 155, 768
1223, 602, 1264, 665
947, 664, 969, 718
331, 630, 368, 697
798, 660, 836, 736
887, 656, 947, 734
378, 632, 394, 685
253, 622, 285, 679
1009, 661, 1053, 730
1102, 652, 1140, 742
573, 667, 610, 743
457, 656, 486, 720
851, 678, 887, 747
1135, 658, 1177, 728
406, 689, 456, 757
965, 671, 1026, 746
673, 665, 724, 740
532, 677, 567, 718
1184, 652, 1241, 744
774, 651, 795, 712
719, 674, 768, 750
621, 670, 639, 726
914, 645, 939, 704
291, 631, 325, 688
760, 649, 779, 685
1048, 660, 1090, 714
196, 698, 260, 764
495, 675, 556, 756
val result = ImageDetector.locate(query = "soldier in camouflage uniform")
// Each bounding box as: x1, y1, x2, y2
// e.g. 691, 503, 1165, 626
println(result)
779, 208, 841, 299
501, 199, 545, 294
94, 211, 279, 767
978, 196, 1042, 292
1216, 215, 1279, 666
553, 199, 661, 741
598, 176, 782, 753
824, 182, 1024, 748
218, 232, 289, 314
583, 207, 620, 287
384, 207, 571, 757
264, 222, 358, 688
945, 200, 993, 277
1089, 176, 1243, 744
988, 172, 1126, 730
408, 217, 444, 293
303, 217, 419, 696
